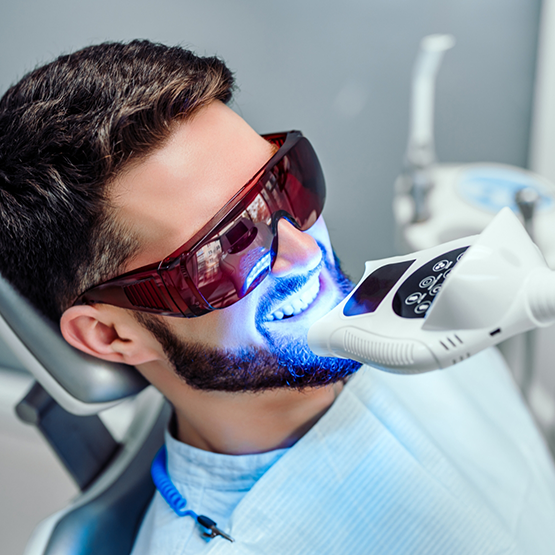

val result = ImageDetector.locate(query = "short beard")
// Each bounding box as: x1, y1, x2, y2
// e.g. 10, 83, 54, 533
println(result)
134, 248, 361, 392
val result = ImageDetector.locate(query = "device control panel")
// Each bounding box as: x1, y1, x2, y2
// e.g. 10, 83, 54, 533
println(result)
392, 247, 468, 319
342, 246, 469, 320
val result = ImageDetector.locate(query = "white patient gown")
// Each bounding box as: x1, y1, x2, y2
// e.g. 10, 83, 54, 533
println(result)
132, 348, 555, 554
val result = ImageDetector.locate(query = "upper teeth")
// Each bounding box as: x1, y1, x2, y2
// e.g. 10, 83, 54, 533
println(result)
264, 275, 321, 321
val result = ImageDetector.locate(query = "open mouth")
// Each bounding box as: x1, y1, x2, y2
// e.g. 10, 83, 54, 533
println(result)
264, 273, 321, 321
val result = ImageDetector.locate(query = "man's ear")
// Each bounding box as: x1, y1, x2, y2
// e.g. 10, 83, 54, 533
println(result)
60, 304, 162, 366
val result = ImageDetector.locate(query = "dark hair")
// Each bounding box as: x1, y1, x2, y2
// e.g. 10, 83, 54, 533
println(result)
0, 40, 234, 322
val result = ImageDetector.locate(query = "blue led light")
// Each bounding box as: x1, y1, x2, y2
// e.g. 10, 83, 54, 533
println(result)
245, 252, 272, 291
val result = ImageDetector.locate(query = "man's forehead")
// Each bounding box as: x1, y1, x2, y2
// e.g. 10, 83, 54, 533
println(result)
110, 101, 275, 272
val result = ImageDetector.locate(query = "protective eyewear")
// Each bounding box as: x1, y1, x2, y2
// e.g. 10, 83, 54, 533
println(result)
74, 131, 326, 317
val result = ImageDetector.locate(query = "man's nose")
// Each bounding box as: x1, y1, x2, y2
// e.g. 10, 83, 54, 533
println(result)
271, 218, 322, 277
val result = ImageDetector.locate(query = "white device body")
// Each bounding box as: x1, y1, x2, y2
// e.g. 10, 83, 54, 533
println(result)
308, 208, 555, 374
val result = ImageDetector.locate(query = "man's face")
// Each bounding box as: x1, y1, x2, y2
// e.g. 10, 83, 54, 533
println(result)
111, 101, 360, 391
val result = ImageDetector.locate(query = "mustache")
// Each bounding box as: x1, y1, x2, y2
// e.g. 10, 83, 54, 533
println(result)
268, 260, 323, 303
255, 241, 335, 330
256, 250, 324, 322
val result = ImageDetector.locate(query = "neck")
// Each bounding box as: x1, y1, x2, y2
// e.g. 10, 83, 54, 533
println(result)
172, 381, 344, 455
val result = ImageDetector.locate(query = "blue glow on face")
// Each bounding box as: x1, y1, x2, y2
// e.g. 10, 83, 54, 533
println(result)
145, 242, 361, 392
245, 251, 272, 292
248, 242, 360, 386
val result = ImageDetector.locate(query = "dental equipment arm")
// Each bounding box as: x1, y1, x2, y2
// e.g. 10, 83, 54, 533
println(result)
308, 208, 555, 374
406, 34, 454, 170
401, 34, 454, 223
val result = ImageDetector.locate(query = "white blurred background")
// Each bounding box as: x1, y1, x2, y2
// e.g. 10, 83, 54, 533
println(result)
1, 0, 553, 553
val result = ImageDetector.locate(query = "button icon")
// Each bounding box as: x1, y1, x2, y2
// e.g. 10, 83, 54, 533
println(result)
415, 301, 432, 314
405, 292, 425, 305
430, 284, 442, 296
433, 260, 451, 272
419, 276, 436, 289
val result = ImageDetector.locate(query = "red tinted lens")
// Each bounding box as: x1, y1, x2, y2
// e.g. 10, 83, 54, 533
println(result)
181, 134, 325, 311
184, 219, 274, 311
269, 136, 326, 231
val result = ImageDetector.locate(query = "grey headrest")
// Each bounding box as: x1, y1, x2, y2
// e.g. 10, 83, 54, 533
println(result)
0, 275, 148, 415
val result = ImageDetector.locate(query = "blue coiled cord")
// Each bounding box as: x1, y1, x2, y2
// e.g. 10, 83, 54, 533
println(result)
150, 445, 234, 542
151, 445, 197, 518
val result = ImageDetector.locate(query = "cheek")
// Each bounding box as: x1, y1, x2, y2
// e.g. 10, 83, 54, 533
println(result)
165, 293, 266, 350
305, 217, 335, 263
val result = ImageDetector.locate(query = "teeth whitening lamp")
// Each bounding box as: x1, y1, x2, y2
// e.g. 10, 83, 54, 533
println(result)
308, 208, 555, 374
386, 34, 555, 393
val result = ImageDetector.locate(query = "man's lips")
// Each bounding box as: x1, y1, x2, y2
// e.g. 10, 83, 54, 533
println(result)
263, 272, 321, 321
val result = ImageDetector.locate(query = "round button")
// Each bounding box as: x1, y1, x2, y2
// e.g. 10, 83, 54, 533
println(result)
415, 301, 432, 314
433, 260, 450, 272
430, 284, 442, 296
443, 268, 452, 279
405, 292, 425, 305
419, 276, 436, 289
457, 252, 465, 262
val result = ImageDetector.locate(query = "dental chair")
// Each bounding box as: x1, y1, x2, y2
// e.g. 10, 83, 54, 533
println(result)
0, 275, 171, 555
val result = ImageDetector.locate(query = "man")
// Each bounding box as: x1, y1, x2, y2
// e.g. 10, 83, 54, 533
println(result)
1, 40, 555, 554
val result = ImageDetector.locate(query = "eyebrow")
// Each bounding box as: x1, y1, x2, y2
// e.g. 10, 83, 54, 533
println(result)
269, 142, 279, 156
